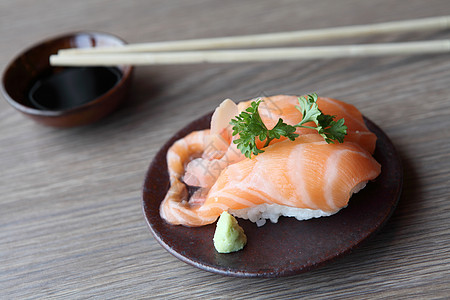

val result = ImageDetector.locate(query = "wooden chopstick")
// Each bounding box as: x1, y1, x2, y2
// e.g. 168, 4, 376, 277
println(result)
50, 40, 450, 66
57, 15, 450, 55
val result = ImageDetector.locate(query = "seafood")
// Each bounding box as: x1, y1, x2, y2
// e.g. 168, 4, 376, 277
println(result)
160, 95, 381, 227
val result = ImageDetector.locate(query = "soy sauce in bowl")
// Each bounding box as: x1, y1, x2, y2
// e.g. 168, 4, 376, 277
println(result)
1, 31, 133, 127
28, 67, 122, 110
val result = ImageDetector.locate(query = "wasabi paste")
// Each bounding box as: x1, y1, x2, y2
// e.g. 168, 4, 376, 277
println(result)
213, 211, 247, 253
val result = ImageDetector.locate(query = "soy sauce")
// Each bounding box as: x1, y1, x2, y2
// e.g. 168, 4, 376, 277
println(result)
28, 67, 122, 110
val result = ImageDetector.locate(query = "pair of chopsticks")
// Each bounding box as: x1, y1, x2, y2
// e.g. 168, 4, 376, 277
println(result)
50, 15, 450, 66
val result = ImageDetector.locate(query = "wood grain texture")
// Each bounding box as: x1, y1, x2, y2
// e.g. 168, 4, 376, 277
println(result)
0, 0, 449, 298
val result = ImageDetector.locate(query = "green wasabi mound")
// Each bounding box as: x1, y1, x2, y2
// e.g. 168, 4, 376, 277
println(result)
213, 211, 247, 253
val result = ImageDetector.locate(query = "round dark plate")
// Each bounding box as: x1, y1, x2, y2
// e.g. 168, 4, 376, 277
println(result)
142, 113, 403, 278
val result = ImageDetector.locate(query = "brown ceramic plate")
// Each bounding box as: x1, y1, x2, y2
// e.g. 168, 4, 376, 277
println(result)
142, 112, 402, 278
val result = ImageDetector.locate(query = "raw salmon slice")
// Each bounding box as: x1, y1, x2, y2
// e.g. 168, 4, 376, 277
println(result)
183, 95, 377, 190
161, 135, 380, 227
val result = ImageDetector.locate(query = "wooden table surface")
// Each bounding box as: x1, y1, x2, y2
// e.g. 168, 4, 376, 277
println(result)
1, 0, 449, 298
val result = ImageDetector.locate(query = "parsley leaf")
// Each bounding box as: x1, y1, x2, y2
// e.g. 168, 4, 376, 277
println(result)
230, 99, 298, 158
294, 93, 347, 144
316, 114, 347, 143
230, 93, 347, 158
295, 93, 322, 126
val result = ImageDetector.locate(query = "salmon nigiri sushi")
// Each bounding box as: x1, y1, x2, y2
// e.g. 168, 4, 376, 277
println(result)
160, 95, 381, 227
183, 95, 377, 189
236, 95, 377, 154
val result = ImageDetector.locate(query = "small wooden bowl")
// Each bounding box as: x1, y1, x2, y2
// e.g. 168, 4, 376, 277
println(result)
1, 32, 133, 127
